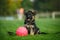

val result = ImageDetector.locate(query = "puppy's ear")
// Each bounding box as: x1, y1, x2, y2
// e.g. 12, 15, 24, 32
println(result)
24, 11, 27, 15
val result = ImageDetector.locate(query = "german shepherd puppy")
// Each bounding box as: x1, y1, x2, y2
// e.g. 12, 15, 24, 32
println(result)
24, 10, 40, 35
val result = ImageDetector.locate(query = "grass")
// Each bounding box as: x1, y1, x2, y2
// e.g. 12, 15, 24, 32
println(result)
0, 19, 60, 40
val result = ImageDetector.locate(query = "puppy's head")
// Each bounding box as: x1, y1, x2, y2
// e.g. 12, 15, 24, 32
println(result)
24, 10, 36, 20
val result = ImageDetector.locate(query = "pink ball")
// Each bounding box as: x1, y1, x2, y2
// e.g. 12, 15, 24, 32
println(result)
16, 27, 28, 36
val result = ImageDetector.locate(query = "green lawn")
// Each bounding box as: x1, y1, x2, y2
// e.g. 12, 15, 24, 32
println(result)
0, 19, 60, 40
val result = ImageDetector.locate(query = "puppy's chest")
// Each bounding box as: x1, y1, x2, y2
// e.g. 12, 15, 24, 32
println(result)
25, 19, 35, 24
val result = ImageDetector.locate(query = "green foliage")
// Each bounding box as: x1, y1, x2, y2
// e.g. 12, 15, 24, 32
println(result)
33, 0, 59, 11
0, 0, 21, 16
22, 0, 59, 11
0, 0, 60, 16
21, 0, 33, 10
0, 0, 8, 16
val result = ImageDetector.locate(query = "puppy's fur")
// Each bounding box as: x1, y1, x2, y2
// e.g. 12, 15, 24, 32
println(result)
24, 11, 40, 35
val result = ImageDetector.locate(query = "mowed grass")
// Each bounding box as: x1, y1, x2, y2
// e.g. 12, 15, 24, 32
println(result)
0, 19, 60, 40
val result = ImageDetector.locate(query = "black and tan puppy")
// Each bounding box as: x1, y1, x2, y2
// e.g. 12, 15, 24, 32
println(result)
24, 10, 40, 35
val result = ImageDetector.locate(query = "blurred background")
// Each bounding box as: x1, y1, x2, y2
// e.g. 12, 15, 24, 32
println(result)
0, 0, 60, 40
0, 0, 60, 20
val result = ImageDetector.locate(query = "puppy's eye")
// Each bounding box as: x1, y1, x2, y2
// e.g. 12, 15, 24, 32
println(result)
27, 14, 31, 17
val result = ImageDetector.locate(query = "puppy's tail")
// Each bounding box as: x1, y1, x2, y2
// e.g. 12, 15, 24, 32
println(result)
38, 32, 48, 34
40, 32, 48, 34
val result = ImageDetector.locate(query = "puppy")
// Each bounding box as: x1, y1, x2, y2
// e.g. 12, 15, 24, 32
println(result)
24, 10, 40, 35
